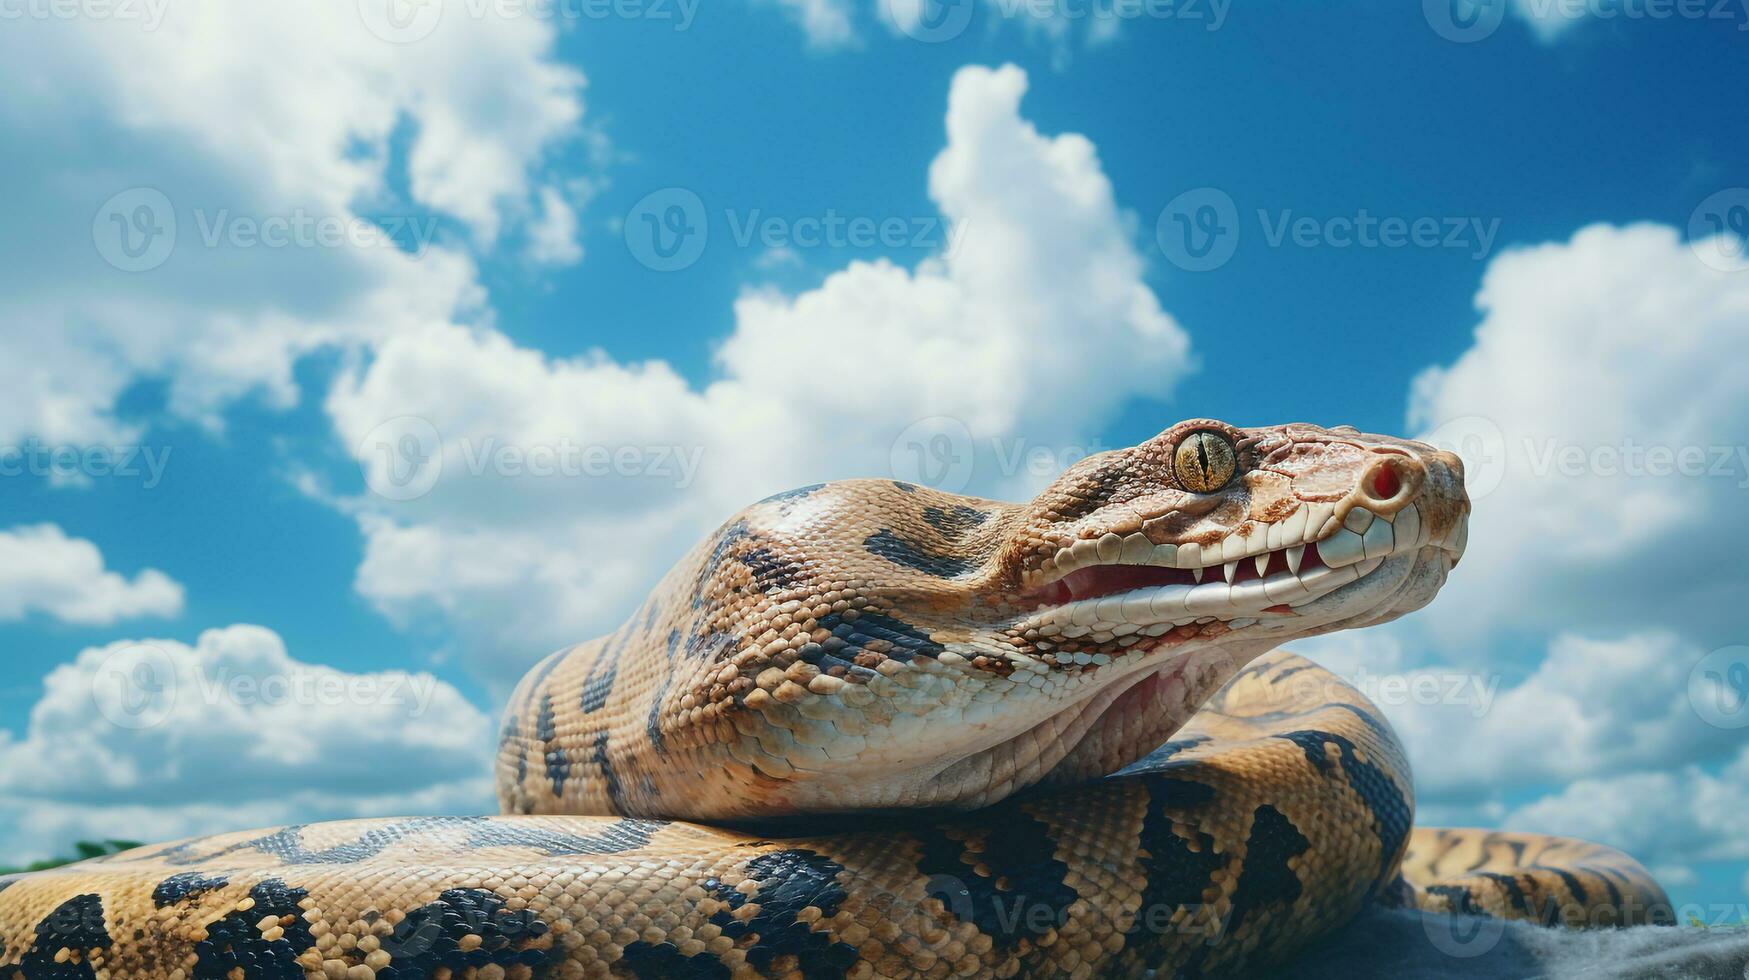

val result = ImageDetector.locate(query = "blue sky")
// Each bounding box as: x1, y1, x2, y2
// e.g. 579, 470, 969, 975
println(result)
1, 0, 1747, 915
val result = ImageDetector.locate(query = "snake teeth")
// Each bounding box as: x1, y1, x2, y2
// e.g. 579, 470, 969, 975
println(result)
1222, 560, 1240, 584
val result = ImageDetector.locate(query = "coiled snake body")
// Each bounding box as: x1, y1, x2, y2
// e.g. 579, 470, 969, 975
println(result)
0, 421, 1669, 978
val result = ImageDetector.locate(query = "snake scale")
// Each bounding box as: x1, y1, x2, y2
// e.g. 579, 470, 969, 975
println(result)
0, 420, 1670, 979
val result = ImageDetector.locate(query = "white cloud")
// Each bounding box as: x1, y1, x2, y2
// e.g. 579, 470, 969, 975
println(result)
763, 0, 858, 46
1503, 749, 1749, 872
1299, 626, 1749, 881
1361, 631, 1742, 802
1409, 223, 1749, 646
324, 64, 1192, 667
877, 0, 1223, 62
0, 625, 493, 861
0, 6, 585, 447
0, 524, 183, 625
527, 185, 585, 265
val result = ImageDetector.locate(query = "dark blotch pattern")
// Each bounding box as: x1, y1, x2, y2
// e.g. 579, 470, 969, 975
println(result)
378, 888, 553, 979
592, 729, 630, 813
915, 809, 1079, 953
921, 504, 989, 535
710, 850, 860, 976
192, 879, 313, 980
619, 939, 731, 979
538, 694, 569, 798
623, 849, 858, 977
1225, 805, 1309, 934
741, 546, 805, 592
5, 893, 110, 980
863, 529, 973, 578
152, 871, 230, 908
1120, 777, 1227, 971
580, 654, 618, 715
1278, 729, 1410, 891
812, 611, 944, 667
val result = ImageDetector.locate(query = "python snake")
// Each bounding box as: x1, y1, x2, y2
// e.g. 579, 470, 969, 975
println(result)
0, 420, 1670, 978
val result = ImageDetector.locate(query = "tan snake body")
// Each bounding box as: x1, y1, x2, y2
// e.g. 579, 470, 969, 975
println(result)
0, 420, 1669, 978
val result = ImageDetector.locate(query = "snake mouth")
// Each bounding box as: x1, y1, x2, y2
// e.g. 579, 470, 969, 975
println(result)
1017, 503, 1467, 639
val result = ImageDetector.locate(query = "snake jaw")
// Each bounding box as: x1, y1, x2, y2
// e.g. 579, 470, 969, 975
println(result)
1011, 424, 1469, 649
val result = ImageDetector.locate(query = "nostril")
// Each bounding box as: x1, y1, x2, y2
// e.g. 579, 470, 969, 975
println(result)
1369, 464, 1401, 501
1361, 457, 1413, 507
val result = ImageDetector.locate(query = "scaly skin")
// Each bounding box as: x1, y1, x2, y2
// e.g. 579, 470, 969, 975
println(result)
0, 420, 1669, 979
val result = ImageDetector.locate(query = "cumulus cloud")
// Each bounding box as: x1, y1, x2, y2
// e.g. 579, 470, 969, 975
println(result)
761, 0, 858, 46
324, 64, 1192, 667
877, 0, 1224, 61
1504, 748, 1749, 872
1409, 223, 1749, 647
0, 625, 493, 860
0, 524, 183, 625
0, 5, 584, 446
1297, 626, 1749, 881
527, 186, 585, 266
1356, 631, 1740, 801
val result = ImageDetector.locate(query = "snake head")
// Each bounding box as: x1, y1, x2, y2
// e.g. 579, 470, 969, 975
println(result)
507, 419, 1469, 821
1007, 418, 1469, 642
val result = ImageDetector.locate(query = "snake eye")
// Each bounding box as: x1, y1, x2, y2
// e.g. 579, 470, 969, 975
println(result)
1174, 430, 1238, 493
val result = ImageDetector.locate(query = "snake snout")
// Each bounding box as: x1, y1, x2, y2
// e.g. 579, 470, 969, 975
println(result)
1355, 453, 1420, 515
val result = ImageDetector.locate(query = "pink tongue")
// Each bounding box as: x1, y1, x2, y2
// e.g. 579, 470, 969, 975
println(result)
1060, 564, 1191, 601
1036, 544, 1331, 606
